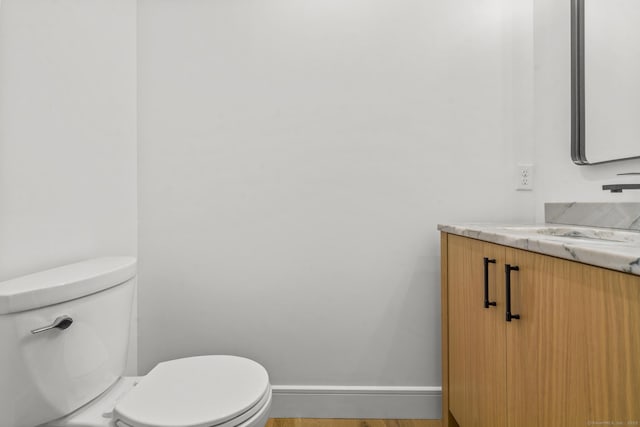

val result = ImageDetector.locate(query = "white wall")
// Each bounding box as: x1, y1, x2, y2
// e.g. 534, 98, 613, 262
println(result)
138, 0, 535, 417
533, 0, 640, 220
5, 0, 639, 417
0, 0, 138, 373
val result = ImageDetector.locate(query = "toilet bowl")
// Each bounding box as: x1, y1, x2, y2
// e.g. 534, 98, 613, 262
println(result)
46, 356, 272, 427
0, 257, 272, 427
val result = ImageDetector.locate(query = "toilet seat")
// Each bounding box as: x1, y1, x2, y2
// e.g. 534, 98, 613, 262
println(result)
113, 355, 271, 427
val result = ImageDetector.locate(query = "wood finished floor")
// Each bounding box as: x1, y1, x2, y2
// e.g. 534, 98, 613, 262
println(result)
266, 419, 441, 427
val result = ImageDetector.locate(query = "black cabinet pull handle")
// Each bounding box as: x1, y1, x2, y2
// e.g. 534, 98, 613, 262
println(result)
483, 257, 497, 308
505, 264, 520, 322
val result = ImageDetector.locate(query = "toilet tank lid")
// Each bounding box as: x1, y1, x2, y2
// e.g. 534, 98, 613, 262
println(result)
0, 257, 136, 315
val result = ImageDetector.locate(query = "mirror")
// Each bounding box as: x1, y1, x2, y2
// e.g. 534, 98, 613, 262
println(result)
571, 0, 640, 165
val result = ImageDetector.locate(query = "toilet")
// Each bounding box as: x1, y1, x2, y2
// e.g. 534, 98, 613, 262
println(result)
0, 257, 272, 427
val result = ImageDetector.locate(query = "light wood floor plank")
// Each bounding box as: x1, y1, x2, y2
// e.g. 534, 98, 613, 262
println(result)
266, 419, 441, 427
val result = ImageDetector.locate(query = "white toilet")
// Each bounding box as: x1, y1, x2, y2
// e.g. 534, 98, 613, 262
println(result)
0, 257, 272, 427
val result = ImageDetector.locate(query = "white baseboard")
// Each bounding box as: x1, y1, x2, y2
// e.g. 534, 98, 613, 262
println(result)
270, 385, 442, 419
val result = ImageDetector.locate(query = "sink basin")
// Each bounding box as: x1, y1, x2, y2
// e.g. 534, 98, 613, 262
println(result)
491, 225, 640, 246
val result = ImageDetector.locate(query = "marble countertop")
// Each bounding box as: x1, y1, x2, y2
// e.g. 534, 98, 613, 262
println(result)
438, 223, 640, 276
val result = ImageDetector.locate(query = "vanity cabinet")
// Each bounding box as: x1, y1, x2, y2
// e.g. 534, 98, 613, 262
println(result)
441, 233, 640, 427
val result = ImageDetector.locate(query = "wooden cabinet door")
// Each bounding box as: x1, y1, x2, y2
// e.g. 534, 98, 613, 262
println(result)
447, 235, 507, 427
505, 247, 588, 427
505, 248, 640, 427
580, 261, 640, 424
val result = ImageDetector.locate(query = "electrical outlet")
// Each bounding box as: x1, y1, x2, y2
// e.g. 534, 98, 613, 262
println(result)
516, 163, 533, 191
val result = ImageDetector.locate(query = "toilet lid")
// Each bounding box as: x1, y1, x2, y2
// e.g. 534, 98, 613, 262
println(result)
114, 355, 270, 427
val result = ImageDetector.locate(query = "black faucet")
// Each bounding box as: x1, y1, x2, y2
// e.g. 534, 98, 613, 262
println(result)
603, 184, 640, 193
602, 173, 640, 193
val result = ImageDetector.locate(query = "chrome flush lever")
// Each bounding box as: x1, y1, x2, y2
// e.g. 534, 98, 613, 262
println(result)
31, 315, 74, 334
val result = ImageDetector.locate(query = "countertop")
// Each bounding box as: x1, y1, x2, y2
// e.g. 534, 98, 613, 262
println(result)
438, 223, 640, 276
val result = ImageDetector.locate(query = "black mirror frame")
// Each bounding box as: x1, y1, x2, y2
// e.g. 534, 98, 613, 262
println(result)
571, 0, 586, 164
570, 0, 640, 165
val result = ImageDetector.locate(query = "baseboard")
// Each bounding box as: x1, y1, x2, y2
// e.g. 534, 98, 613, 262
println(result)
270, 385, 442, 419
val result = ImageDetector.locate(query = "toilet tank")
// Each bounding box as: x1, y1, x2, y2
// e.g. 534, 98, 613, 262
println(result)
0, 257, 136, 427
